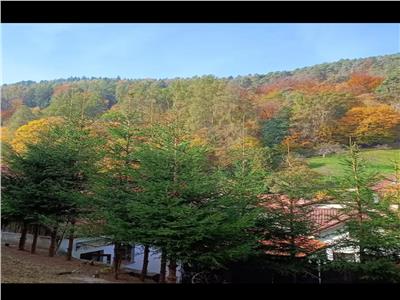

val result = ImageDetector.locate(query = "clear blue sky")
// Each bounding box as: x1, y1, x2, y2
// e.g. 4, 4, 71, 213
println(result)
1, 24, 399, 84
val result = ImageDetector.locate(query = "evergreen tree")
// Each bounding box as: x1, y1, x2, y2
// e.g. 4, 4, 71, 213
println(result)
129, 118, 266, 282
256, 155, 323, 281
326, 142, 400, 282
2, 121, 99, 255
90, 110, 142, 279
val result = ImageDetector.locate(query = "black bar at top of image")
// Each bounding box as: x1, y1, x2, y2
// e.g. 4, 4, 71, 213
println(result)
1, 1, 400, 23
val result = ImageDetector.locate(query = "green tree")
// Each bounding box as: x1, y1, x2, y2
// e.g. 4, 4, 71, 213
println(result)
261, 108, 291, 147
45, 86, 108, 122
6, 105, 38, 133
90, 110, 142, 279
375, 68, 400, 111
2, 121, 99, 256
290, 91, 356, 146
130, 119, 264, 282
257, 156, 323, 281
326, 142, 400, 282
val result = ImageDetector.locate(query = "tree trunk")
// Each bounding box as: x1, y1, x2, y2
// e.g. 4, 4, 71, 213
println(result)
159, 249, 167, 283
30, 224, 39, 254
113, 242, 121, 280
66, 220, 75, 261
18, 221, 28, 251
140, 245, 150, 282
167, 259, 177, 283
56, 221, 70, 253
1, 220, 9, 231
48, 227, 58, 257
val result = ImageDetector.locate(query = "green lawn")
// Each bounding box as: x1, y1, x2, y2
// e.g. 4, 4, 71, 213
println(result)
307, 149, 400, 177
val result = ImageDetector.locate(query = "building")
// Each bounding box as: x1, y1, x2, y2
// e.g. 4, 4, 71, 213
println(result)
56, 240, 183, 282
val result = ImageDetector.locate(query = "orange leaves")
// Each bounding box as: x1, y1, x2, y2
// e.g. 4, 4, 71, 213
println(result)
344, 73, 384, 95
338, 105, 400, 145
255, 73, 384, 100
314, 191, 328, 201
282, 131, 313, 150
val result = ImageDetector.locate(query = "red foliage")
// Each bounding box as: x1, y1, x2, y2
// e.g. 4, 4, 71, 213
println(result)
1, 98, 23, 124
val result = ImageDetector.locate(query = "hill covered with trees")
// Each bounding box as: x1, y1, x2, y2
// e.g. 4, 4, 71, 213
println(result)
2, 53, 399, 163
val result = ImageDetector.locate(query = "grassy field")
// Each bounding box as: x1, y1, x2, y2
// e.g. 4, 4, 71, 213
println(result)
308, 149, 400, 177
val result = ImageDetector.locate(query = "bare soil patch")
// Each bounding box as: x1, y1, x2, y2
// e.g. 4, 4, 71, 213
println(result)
1, 243, 152, 284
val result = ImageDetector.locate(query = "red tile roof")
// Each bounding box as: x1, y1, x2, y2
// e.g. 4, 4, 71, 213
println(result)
260, 237, 327, 258
309, 207, 350, 232
258, 194, 315, 209
259, 194, 350, 233
373, 175, 400, 197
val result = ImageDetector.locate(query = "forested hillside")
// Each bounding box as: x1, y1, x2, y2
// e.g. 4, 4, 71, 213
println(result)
2, 53, 399, 164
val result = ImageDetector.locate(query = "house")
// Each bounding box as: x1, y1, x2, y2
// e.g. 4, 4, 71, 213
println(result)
56, 238, 183, 282
258, 176, 400, 263
258, 194, 355, 261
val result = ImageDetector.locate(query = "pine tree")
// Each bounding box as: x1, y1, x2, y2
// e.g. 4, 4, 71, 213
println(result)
2, 121, 99, 255
91, 110, 142, 279
327, 141, 400, 282
129, 118, 265, 282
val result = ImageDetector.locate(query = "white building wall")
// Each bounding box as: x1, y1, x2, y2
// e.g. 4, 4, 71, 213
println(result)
2, 231, 182, 280
58, 238, 115, 264
123, 245, 182, 282
318, 226, 360, 262
58, 239, 182, 281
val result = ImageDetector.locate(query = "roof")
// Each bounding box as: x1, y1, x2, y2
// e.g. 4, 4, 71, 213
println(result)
258, 194, 349, 258
373, 175, 400, 196
259, 194, 351, 232
260, 237, 327, 258
309, 206, 350, 232
258, 194, 316, 209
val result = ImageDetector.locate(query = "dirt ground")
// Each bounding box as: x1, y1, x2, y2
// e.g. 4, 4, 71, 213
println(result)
1, 243, 152, 284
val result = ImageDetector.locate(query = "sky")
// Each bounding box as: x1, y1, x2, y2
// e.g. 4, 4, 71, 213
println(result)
1, 23, 399, 84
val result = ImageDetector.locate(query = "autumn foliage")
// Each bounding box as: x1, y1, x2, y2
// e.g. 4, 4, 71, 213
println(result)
11, 117, 64, 153
1, 54, 399, 158
338, 105, 400, 145
343, 73, 384, 95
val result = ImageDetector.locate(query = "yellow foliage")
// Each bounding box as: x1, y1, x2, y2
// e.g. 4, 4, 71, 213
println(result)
11, 117, 64, 154
232, 136, 261, 150
0, 127, 11, 144
190, 128, 208, 147
338, 105, 400, 144
314, 191, 328, 200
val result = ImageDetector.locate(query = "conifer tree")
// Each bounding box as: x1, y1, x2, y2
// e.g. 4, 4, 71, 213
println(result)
327, 142, 400, 282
